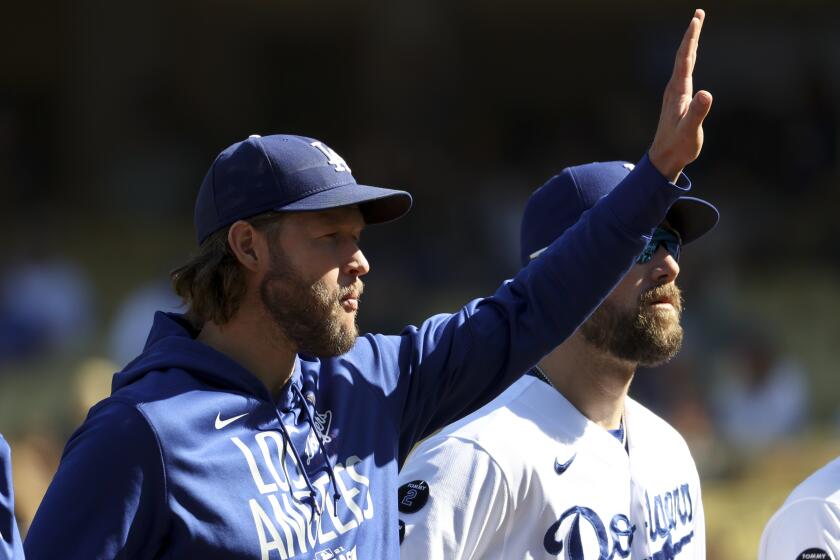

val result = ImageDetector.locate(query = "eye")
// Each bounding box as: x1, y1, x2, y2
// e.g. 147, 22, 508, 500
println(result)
317, 229, 362, 244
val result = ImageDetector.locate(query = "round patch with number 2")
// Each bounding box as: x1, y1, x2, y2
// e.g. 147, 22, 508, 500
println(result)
398, 480, 429, 514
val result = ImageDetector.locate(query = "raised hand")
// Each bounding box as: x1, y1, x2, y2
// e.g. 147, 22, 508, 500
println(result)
648, 9, 713, 182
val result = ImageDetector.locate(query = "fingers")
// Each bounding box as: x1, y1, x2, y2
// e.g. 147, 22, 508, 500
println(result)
687, 10, 705, 72
695, 89, 713, 108
693, 9, 706, 29
672, 10, 705, 85
684, 90, 714, 129
648, 10, 712, 180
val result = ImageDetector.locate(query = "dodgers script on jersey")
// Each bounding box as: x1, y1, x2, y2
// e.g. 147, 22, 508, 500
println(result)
399, 376, 705, 560
759, 456, 840, 560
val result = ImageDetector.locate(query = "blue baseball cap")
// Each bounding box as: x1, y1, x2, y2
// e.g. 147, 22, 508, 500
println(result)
520, 161, 719, 266
194, 134, 413, 244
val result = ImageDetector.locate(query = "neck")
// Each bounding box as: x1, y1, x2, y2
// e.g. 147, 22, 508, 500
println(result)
197, 295, 297, 398
538, 332, 636, 430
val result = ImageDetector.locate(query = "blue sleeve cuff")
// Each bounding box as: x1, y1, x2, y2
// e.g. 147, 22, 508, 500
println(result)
605, 153, 692, 237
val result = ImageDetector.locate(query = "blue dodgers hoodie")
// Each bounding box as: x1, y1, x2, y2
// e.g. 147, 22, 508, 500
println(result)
0, 436, 23, 560
25, 156, 688, 559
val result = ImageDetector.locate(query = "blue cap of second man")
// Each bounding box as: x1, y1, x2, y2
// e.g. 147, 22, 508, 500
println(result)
194, 134, 413, 245
520, 161, 719, 266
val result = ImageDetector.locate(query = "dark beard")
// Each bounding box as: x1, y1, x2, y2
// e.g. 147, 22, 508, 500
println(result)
258, 249, 360, 357
580, 283, 684, 367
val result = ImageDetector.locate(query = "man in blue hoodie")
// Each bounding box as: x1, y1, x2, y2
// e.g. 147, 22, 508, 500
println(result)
26, 10, 712, 559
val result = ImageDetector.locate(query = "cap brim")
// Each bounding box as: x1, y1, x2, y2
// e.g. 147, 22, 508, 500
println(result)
275, 183, 413, 224
666, 196, 719, 244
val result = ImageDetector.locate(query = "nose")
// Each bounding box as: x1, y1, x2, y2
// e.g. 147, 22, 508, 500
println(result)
649, 246, 680, 284
345, 248, 370, 278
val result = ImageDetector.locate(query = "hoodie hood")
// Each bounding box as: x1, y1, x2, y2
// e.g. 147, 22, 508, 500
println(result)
111, 311, 339, 516
112, 312, 303, 409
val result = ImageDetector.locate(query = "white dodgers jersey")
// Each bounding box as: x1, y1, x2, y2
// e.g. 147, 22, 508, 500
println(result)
759, 456, 840, 560
398, 375, 705, 559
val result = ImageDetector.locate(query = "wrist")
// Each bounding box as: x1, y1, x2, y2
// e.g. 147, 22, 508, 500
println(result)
647, 148, 682, 183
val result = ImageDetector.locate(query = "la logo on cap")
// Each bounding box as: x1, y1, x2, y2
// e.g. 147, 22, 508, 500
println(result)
310, 141, 351, 173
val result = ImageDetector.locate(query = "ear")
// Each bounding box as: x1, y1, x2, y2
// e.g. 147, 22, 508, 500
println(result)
227, 220, 266, 273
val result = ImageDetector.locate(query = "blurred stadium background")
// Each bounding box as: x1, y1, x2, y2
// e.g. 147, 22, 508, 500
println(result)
2, 1, 840, 556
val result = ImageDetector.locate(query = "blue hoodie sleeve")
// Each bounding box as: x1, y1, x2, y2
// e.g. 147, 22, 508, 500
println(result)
0, 435, 23, 560
24, 402, 169, 560
369, 155, 690, 462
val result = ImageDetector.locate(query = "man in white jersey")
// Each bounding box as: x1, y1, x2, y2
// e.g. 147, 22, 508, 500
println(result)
398, 12, 718, 558
397, 155, 717, 558
759, 459, 840, 560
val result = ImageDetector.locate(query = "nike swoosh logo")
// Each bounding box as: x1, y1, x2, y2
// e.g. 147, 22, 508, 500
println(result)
554, 453, 576, 475
215, 412, 249, 430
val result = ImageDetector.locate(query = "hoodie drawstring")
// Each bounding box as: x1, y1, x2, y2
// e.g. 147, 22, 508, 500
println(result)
270, 408, 323, 521
269, 386, 343, 522
292, 385, 343, 513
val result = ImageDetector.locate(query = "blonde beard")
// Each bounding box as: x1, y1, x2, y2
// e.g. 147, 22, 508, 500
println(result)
259, 249, 361, 357
580, 285, 684, 367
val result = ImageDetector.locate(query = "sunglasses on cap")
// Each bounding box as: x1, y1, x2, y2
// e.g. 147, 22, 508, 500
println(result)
636, 227, 681, 264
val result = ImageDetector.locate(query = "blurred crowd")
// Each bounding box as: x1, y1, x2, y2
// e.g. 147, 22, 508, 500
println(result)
1, 3, 840, 556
